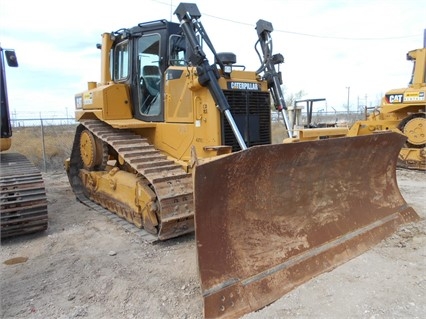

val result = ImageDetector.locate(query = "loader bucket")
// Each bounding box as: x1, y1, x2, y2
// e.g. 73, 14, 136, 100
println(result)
193, 132, 419, 319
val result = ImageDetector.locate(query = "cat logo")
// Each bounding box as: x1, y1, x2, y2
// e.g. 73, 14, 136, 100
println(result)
386, 94, 403, 103
227, 82, 260, 91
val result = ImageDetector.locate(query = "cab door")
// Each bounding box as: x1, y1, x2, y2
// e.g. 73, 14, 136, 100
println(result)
133, 33, 163, 122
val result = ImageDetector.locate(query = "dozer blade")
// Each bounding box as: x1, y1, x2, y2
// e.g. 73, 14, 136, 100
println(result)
193, 132, 419, 319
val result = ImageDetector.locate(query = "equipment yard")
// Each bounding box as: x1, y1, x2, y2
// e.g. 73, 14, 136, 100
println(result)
1, 2, 425, 317
58, 2, 424, 315
1, 168, 425, 319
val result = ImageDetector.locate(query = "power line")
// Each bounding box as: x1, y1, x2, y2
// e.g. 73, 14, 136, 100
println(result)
152, 0, 420, 41
201, 13, 420, 41
271, 29, 420, 41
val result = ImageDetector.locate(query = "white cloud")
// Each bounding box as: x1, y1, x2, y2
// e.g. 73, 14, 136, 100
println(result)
1, 0, 425, 116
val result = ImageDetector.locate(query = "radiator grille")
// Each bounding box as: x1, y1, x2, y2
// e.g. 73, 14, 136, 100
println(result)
222, 90, 271, 151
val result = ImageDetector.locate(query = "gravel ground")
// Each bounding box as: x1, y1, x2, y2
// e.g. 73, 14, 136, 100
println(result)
1, 168, 425, 319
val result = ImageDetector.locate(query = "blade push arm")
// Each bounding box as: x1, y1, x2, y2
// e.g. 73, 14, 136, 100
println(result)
255, 20, 293, 137
174, 3, 248, 150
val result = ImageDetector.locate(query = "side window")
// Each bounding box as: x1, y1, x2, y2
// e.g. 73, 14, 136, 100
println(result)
409, 61, 416, 85
138, 34, 161, 116
113, 41, 129, 81
169, 35, 186, 66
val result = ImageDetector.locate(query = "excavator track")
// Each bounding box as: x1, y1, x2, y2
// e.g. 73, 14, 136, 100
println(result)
0, 153, 48, 238
68, 119, 194, 241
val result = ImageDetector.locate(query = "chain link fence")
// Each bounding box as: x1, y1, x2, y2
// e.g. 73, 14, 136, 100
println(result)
7, 118, 77, 172
271, 109, 367, 126
6, 111, 367, 171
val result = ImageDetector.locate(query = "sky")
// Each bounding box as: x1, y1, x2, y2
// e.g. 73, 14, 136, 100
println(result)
1, 0, 425, 118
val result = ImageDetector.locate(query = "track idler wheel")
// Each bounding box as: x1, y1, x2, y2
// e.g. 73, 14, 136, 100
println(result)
398, 113, 426, 148
79, 129, 108, 170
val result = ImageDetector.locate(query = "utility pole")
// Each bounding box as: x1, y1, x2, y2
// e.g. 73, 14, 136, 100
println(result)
423, 28, 425, 48
346, 86, 350, 118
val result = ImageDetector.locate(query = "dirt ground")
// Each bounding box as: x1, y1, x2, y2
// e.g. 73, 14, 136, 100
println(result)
1, 168, 425, 319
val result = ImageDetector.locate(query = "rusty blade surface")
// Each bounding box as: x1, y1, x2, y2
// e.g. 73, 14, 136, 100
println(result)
193, 132, 419, 319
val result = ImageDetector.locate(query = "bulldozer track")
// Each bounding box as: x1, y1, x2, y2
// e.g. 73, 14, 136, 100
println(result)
76, 195, 158, 242
68, 119, 194, 241
0, 153, 48, 238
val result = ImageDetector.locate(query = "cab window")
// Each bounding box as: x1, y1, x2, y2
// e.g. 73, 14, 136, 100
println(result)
113, 41, 129, 81
138, 34, 161, 116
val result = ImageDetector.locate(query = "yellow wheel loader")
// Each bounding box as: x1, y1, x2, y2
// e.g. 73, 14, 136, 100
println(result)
0, 47, 48, 238
288, 30, 426, 171
65, 3, 419, 318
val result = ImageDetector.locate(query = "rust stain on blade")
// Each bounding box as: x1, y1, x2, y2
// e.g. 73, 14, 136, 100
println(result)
193, 132, 419, 319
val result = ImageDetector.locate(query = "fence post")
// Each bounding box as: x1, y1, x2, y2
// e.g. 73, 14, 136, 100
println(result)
40, 117, 47, 172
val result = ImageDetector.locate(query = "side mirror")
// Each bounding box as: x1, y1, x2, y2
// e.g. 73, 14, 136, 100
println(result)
5, 50, 18, 67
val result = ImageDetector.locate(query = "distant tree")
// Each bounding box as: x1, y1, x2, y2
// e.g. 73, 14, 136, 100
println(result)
269, 86, 307, 111
285, 89, 307, 108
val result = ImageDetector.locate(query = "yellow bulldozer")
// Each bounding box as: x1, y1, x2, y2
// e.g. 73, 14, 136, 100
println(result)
0, 47, 48, 238
288, 30, 426, 171
348, 41, 426, 170
65, 3, 419, 318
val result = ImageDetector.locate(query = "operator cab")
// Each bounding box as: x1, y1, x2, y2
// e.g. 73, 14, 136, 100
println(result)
1, 48, 18, 143
110, 20, 188, 122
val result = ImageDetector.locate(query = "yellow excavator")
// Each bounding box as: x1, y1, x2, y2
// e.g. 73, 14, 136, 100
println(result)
0, 47, 48, 238
288, 30, 426, 171
65, 3, 419, 318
